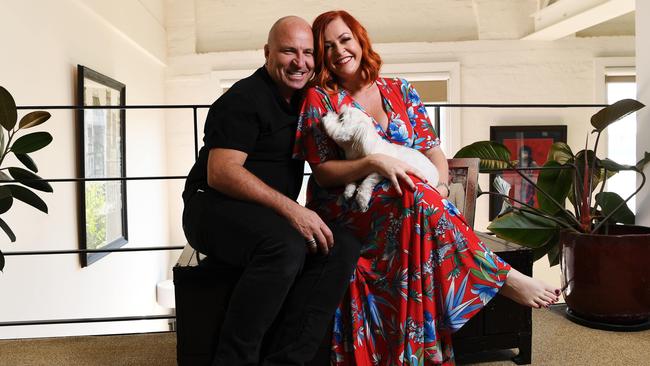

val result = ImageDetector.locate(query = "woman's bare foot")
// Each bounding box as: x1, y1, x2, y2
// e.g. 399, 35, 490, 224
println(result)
500, 268, 560, 308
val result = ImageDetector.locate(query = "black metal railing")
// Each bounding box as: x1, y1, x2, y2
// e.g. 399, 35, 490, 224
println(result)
0, 101, 607, 329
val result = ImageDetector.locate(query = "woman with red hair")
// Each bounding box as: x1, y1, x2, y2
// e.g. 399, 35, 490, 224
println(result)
294, 10, 559, 365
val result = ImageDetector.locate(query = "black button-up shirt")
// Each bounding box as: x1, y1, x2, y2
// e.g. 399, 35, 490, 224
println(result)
183, 67, 305, 202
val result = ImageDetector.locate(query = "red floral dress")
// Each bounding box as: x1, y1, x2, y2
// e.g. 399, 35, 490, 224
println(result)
293, 78, 511, 365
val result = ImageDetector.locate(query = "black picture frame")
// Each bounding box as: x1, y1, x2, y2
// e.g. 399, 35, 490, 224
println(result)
489, 125, 567, 220
77, 65, 128, 267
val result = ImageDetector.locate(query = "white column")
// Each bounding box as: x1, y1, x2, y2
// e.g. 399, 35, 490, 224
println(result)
636, 0, 650, 226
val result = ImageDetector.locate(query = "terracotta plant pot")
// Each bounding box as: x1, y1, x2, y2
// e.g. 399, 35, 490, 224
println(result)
560, 225, 650, 327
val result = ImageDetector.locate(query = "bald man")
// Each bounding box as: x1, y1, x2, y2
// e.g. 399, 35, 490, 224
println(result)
182, 16, 360, 365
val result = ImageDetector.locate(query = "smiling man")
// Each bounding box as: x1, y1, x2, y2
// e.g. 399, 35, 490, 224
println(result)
182, 16, 360, 366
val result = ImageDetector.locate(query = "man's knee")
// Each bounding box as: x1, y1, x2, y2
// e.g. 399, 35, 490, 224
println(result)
255, 230, 307, 277
328, 224, 361, 268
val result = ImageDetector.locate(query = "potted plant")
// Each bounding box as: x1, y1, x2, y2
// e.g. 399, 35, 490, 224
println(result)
0, 86, 53, 271
455, 98, 650, 329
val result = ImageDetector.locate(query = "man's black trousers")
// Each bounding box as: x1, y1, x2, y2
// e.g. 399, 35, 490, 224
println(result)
183, 189, 360, 366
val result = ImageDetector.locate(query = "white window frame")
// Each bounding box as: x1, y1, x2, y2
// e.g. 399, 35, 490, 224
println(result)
593, 57, 635, 157
381, 62, 461, 155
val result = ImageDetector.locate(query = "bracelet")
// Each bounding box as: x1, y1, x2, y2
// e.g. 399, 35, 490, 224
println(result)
436, 182, 449, 191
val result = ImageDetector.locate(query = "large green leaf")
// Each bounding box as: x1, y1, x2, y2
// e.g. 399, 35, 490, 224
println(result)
15, 153, 38, 172
8, 167, 53, 192
532, 238, 553, 261
10, 132, 52, 154
0, 129, 4, 153
18, 111, 50, 129
5, 184, 47, 213
0, 86, 17, 131
528, 231, 561, 266
536, 160, 572, 215
488, 211, 559, 248
0, 217, 16, 243
546, 236, 561, 267
0, 186, 13, 214
574, 150, 612, 191
595, 192, 634, 225
454, 141, 511, 172
547, 142, 573, 165
0, 186, 11, 200
599, 158, 634, 172
591, 99, 645, 132
637, 152, 650, 171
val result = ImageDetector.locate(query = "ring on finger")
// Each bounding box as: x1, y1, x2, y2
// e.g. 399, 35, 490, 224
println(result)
305, 238, 317, 247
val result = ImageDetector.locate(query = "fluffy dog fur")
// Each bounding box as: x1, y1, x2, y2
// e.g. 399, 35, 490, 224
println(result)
322, 104, 439, 211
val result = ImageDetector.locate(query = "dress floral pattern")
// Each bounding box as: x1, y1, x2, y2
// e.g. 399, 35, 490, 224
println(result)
293, 78, 511, 365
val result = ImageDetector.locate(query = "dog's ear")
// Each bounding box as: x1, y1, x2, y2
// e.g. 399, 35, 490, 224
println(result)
338, 104, 350, 123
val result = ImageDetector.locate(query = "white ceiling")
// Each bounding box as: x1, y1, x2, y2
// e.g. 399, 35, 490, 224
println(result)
182, 0, 635, 53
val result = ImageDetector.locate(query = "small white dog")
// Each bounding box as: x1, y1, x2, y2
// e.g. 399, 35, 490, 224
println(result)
322, 104, 439, 211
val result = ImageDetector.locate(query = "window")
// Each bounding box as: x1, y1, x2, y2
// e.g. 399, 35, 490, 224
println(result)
410, 80, 450, 154
606, 71, 637, 212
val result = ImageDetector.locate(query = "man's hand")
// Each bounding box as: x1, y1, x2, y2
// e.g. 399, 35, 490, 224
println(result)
284, 203, 334, 255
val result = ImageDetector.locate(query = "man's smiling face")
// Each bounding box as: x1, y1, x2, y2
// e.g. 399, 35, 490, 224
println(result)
264, 17, 314, 101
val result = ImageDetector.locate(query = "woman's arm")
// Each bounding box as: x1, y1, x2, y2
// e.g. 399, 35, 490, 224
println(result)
312, 154, 428, 196
423, 146, 450, 198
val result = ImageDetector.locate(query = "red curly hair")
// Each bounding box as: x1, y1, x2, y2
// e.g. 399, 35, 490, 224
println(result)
311, 10, 382, 92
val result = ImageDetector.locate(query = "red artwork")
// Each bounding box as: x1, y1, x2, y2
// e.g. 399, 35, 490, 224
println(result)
501, 137, 554, 208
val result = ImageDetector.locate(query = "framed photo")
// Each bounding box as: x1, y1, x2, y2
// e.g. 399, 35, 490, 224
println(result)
77, 65, 127, 267
447, 158, 479, 228
489, 125, 567, 220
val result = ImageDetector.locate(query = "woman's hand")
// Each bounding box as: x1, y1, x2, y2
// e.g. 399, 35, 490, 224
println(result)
367, 154, 427, 195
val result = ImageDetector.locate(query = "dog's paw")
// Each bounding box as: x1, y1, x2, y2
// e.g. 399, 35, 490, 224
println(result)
344, 184, 357, 200
358, 200, 370, 212
356, 189, 372, 212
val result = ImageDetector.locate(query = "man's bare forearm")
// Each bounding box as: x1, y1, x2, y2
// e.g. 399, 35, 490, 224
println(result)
205, 148, 334, 251
208, 162, 300, 218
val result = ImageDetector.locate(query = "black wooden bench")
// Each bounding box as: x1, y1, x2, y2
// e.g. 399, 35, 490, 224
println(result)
173, 158, 533, 365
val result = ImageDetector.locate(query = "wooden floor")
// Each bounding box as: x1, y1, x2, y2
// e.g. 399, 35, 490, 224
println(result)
0, 305, 648, 366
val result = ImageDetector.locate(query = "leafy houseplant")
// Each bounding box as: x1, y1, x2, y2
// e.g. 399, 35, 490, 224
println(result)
455, 98, 650, 327
0, 86, 53, 271
455, 99, 648, 264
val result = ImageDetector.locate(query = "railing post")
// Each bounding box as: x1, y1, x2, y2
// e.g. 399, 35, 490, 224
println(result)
193, 106, 199, 161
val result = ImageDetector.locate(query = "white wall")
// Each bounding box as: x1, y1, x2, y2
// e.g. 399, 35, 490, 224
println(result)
0, 0, 172, 338
636, 0, 650, 227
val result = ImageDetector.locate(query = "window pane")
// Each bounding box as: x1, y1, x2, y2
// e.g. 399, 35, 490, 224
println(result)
606, 81, 637, 212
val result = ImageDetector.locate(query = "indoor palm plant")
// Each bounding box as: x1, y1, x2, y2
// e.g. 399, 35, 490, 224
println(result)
455, 98, 650, 328
0, 86, 53, 271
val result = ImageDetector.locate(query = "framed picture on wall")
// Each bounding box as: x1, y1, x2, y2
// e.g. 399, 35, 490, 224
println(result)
77, 65, 128, 267
489, 125, 567, 220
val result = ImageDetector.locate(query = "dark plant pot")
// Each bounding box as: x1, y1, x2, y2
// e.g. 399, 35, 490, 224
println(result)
560, 225, 650, 327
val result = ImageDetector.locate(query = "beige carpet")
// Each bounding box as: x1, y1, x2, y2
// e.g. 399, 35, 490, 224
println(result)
0, 307, 648, 365
0, 332, 176, 366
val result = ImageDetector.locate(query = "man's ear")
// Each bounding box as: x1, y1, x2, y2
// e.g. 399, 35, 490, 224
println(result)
263, 44, 270, 64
